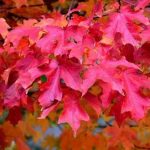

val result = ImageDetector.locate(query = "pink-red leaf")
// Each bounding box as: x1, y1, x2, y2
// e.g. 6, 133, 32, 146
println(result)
58, 92, 89, 134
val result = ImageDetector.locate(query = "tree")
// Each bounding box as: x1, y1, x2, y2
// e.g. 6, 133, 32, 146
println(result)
0, 0, 150, 149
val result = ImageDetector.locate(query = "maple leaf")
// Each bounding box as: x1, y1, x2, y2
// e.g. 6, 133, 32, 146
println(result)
99, 81, 130, 125
58, 91, 89, 134
104, 12, 138, 46
104, 6, 149, 46
100, 81, 113, 108
2, 68, 27, 108
36, 26, 64, 55
83, 92, 101, 116
0, 18, 10, 39
121, 6, 149, 25
110, 98, 131, 126
82, 58, 138, 95
136, 0, 150, 10
100, 69, 150, 121
13, 57, 61, 110
92, 0, 103, 18
69, 33, 96, 63
39, 100, 59, 119
39, 57, 82, 116
15, 53, 49, 89
102, 90, 131, 125
121, 69, 150, 119
37, 12, 67, 27
4, 83, 25, 108
59, 57, 82, 91
17, 64, 46, 89
105, 123, 137, 150
0, 52, 19, 74
6, 24, 39, 48
7, 53, 82, 117
64, 25, 87, 47
64, 25, 88, 62
39, 68, 62, 108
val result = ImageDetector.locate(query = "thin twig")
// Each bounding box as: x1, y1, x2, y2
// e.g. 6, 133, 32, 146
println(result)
68, 0, 75, 13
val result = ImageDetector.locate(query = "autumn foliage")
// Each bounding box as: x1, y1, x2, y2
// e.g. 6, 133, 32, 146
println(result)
0, 0, 150, 149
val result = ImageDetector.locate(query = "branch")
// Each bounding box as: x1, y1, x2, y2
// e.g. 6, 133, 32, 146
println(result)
0, 3, 45, 13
